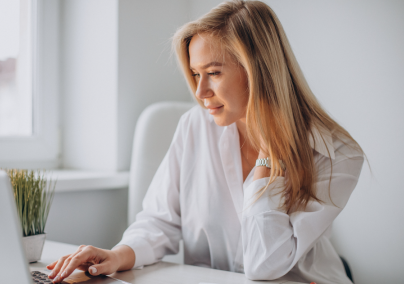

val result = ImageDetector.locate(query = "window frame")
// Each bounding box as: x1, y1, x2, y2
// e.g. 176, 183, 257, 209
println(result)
0, 0, 60, 169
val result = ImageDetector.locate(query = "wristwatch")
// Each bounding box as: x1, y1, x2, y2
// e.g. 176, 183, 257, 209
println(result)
255, 157, 286, 171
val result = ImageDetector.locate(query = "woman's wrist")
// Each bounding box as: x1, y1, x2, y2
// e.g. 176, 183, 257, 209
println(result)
253, 151, 285, 181
253, 150, 271, 181
111, 245, 136, 271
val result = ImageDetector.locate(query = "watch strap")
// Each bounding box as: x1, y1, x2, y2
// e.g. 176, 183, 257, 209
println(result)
255, 157, 286, 171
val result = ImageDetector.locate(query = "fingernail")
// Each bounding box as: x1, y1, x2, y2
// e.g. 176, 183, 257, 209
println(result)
61, 271, 66, 277
53, 276, 59, 283
89, 267, 97, 274
48, 271, 54, 278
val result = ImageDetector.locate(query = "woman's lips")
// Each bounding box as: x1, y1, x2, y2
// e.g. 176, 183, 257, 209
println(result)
208, 105, 224, 115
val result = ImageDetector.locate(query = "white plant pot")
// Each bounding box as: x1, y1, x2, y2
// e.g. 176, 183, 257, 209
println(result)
22, 233, 46, 263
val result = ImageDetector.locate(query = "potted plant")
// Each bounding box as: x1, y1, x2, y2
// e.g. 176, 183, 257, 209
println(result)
6, 169, 56, 263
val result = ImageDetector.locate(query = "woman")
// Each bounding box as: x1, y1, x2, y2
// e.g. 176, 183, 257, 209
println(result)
48, 1, 364, 283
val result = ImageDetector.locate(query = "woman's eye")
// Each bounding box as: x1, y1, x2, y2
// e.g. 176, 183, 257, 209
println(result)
208, 72, 220, 76
191, 72, 220, 78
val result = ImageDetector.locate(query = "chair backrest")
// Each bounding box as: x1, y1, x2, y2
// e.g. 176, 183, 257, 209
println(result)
128, 101, 195, 225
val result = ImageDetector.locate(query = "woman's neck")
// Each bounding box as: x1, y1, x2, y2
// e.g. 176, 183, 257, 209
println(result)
236, 119, 259, 181
236, 119, 248, 144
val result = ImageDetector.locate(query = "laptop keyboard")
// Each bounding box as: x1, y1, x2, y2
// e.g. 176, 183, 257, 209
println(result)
31, 271, 53, 283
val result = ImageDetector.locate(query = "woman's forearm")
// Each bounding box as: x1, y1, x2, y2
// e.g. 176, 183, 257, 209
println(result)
112, 245, 136, 271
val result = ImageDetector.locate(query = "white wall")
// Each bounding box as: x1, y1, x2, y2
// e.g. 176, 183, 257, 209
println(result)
60, 0, 193, 171
60, 0, 119, 171
117, 0, 192, 170
46, 188, 128, 249
190, 1, 404, 283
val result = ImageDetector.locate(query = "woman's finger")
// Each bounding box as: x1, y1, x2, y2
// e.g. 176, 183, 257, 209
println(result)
88, 260, 114, 276
57, 246, 103, 282
49, 245, 86, 280
46, 260, 58, 270
48, 255, 70, 279
56, 253, 77, 280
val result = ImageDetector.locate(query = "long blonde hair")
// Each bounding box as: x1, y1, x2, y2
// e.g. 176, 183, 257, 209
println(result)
173, 0, 363, 213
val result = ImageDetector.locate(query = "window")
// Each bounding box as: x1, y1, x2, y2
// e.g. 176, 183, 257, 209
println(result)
0, 0, 59, 169
0, 0, 33, 136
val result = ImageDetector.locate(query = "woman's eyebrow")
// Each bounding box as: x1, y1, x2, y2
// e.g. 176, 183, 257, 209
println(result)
190, 61, 224, 70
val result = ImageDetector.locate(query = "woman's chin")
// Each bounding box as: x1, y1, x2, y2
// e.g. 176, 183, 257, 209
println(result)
212, 116, 232, 127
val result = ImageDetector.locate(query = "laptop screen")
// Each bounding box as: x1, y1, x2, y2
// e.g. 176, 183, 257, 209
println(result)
0, 170, 33, 284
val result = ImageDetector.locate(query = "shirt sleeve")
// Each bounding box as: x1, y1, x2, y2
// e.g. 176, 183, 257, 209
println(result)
241, 141, 364, 280
114, 115, 185, 268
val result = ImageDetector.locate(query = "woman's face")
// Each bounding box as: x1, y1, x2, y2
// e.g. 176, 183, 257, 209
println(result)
189, 34, 249, 127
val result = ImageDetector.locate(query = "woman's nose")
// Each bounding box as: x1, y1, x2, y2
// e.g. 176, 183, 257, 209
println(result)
195, 76, 213, 100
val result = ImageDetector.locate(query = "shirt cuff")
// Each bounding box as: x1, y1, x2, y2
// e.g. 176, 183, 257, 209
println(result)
113, 237, 155, 269
243, 177, 286, 217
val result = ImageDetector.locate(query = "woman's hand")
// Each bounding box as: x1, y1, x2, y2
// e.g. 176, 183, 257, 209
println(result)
46, 245, 135, 283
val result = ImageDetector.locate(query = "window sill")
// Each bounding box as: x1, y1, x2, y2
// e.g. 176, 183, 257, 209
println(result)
51, 170, 130, 193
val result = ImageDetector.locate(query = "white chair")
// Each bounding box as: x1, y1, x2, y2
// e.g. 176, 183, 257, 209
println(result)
128, 101, 195, 264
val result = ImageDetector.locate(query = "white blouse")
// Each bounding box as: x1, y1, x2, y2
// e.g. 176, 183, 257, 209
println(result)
116, 106, 364, 284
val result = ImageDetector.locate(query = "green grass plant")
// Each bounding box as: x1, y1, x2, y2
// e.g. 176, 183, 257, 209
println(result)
6, 169, 56, 237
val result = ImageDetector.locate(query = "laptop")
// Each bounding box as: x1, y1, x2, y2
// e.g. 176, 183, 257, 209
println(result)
0, 170, 125, 284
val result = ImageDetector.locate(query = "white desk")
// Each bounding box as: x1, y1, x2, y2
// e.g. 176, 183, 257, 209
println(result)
29, 241, 305, 284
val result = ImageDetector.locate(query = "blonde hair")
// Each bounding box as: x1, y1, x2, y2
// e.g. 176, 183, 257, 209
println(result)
173, 0, 363, 213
